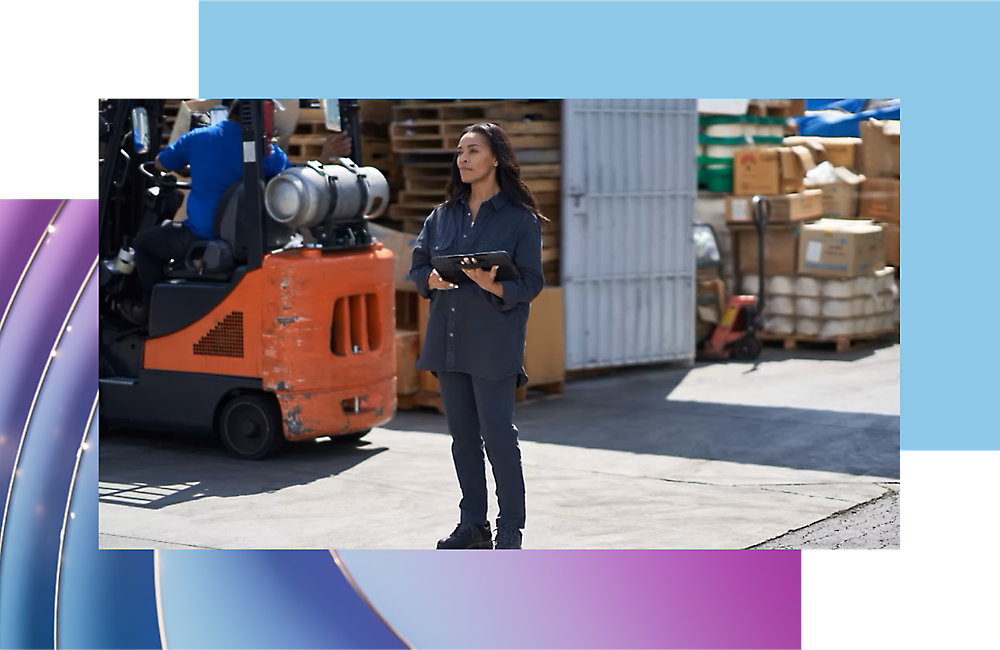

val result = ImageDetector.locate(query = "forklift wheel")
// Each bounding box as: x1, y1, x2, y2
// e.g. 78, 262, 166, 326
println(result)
733, 335, 763, 360
219, 393, 285, 460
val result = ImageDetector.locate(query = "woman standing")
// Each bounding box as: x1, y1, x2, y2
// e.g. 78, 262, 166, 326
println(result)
409, 123, 546, 550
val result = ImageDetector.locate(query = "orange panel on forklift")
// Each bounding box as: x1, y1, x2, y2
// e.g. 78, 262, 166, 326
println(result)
261, 246, 396, 438
143, 245, 397, 439
144, 271, 264, 377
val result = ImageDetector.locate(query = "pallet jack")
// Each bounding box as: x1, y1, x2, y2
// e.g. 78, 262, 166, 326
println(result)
699, 195, 770, 360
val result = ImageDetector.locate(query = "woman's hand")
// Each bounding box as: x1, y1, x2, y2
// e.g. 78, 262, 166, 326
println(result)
428, 269, 458, 291
461, 257, 502, 297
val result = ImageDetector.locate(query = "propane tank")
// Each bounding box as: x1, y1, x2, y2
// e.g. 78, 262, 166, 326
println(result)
263, 159, 389, 231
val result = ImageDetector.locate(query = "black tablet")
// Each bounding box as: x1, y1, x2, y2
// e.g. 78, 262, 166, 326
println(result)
431, 251, 520, 284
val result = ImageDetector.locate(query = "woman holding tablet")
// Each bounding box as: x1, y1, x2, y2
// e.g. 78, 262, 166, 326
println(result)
408, 122, 547, 550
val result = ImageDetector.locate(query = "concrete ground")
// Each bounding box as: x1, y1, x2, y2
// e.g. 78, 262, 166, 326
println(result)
99, 339, 900, 550
751, 484, 899, 550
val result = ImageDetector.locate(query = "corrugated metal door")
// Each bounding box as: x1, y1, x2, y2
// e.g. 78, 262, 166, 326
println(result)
561, 99, 697, 370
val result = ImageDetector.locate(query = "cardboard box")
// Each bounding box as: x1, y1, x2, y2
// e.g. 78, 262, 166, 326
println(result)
696, 278, 726, 325
813, 181, 860, 219
733, 148, 780, 195
733, 147, 816, 196
859, 119, 900, 178
778, 147, 816, 193
784, 137, 861, 170
726, 190, 823, 224
367, 222, 419, 291
697, 265, 721, 282
734, 224, 799, 275
858, 178, 900, 222
884, 223, 900, 267
169, 99, 222, 144
395, 329, 421, 395
416, 296, 439, 393
798, 219, 886, 278
523, 287, 566, 387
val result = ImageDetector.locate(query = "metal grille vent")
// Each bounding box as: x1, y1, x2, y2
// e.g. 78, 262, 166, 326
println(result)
331, 294, 382, 356
193, 311, 244, 358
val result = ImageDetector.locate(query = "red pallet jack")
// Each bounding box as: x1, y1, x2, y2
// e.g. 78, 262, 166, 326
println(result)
700, 195, 770, 360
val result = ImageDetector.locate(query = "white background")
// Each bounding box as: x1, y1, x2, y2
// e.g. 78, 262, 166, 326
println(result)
3, 1, 993, 648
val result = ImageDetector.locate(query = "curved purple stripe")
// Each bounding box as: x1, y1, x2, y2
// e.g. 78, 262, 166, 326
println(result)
157, 550, 407, 649
0, 275, 98, 648
0, 199, 63, 316
0, 199, 97, 560
58, 411, 162, 650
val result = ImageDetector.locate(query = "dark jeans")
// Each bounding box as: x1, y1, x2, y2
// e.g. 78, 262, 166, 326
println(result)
132, 222, 202, 307
437, 371, 525, 529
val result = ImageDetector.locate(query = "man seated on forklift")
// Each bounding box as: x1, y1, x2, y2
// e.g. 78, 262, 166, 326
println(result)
125, 99, 352, 324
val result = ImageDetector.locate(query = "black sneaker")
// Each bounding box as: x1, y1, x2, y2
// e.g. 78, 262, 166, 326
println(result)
494, 526, 522, 550
436, 522, 492, 549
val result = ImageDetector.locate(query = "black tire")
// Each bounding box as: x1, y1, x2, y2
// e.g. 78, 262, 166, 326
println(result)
332, 429, 371, 444
218, 393, 285, 460
733, 335, 763, 360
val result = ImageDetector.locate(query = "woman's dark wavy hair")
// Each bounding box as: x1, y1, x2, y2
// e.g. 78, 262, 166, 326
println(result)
445, 123, 550, 222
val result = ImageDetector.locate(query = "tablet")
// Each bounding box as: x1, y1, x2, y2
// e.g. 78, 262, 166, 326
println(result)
431, 251, 520, 284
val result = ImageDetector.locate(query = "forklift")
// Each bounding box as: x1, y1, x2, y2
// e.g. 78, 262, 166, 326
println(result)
697, 195, 770, 361
99, 99, 397, 459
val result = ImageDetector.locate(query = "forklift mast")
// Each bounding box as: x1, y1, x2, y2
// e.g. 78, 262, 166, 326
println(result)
238, 99, 267, 270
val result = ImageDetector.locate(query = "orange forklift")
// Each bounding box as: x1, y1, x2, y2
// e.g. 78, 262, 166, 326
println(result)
98, 99, 397, 459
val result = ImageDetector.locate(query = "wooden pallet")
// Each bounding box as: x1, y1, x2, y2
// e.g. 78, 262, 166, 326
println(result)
285, 144, 325, 162
392, 100, 560, 123
397, 391, 444, 414
396, 151, 456, 166
392, 212, 434, 233
397, 190, 445, 206
516, 379, 566, 404
524, 177, 560, 193
393, 102, 490, 122
392, 122, 560, 152
759, 328, 899, 353
405, 176, 449, 192
520, 163, 562, 178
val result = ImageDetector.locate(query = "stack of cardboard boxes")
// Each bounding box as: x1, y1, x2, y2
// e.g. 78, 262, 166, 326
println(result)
857, 119, 900, 268
725, 120, 900, 340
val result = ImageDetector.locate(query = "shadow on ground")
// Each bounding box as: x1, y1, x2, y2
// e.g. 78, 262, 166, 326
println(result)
98, 427, 384, 508
384, 342, 900, 479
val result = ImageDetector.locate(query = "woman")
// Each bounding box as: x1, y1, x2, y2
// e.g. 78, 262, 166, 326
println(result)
409, 123, 547, 550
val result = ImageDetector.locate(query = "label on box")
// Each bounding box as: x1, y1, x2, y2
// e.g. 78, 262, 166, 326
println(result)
805, 241, 823, 263
731, 200, 748, 222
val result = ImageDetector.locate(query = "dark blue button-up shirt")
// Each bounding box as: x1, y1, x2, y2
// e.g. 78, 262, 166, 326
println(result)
409, 191, 544, 387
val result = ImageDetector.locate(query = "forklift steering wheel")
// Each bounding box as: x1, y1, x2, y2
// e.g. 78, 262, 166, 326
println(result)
139, 161, 191, 190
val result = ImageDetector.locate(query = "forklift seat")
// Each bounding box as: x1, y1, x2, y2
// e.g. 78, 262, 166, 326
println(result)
165, 181, 248, 281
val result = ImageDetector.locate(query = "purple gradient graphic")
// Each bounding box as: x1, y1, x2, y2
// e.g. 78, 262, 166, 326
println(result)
0, 276, 97, 648
338, 550, 801, 649
0, 200, 98, 559
0, 199, 63, 314
58, 413, 163, 650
